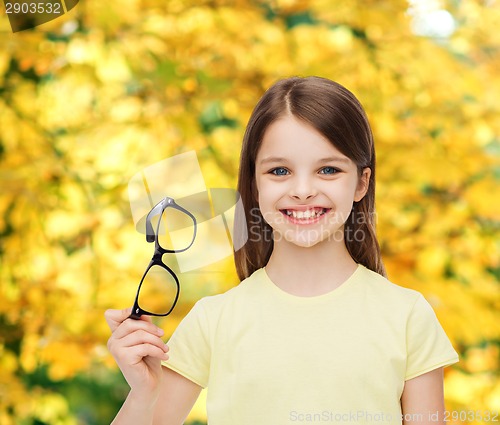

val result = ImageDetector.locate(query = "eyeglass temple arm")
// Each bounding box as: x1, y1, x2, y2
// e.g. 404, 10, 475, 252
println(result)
145, 200, 165, 243
144, 197, 197, 243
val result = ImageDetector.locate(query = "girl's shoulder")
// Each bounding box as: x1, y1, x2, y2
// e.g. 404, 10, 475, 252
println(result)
356, 264, 429, 309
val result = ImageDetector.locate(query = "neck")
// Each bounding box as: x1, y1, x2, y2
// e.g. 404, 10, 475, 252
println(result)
264, 230, 358, 296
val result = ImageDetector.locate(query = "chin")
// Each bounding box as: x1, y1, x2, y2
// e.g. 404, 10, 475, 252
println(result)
273, 226, 344, 248
282, 232, 331, 248
292, 240, 322, 248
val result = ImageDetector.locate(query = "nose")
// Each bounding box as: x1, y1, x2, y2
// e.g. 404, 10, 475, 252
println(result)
288, 173, 318, 200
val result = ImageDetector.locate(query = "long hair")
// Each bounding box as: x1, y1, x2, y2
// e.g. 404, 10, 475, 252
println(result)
233, 76, 386, 281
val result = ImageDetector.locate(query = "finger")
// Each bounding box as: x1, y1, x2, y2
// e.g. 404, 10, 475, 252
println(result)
118, 330, 169, 353
112, 317, 164, 340
125, 344, 170, 364
108, 336, 169, 364
104, 307, 133, 332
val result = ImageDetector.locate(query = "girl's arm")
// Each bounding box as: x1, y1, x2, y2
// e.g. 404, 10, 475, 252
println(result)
112, 367, 202, 425
152, 367, 203, 424
105, 308, 202, 425
400, 367, 445, 425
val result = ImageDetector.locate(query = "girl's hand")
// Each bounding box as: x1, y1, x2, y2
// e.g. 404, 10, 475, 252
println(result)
105, 308, 169, 399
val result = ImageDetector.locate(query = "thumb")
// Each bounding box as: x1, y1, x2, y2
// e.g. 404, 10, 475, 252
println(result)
104, 307, 133, 332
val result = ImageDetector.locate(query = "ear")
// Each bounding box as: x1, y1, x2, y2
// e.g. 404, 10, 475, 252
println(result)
354, 167, 371, 202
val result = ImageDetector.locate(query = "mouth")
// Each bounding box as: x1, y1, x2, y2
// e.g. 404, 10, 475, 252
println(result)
279, 207, 332, 224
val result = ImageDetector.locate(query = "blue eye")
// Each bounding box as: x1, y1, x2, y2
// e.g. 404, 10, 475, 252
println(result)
270, 167, 289, 176
319, 166, 340, 175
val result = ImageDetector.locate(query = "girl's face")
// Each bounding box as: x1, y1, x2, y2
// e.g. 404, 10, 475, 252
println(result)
254, 115, 370, 248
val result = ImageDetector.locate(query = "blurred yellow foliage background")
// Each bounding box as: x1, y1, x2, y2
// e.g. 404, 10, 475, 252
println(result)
0, 0, 499, 424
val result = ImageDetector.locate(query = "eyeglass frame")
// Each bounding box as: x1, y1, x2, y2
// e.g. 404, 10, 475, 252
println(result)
129, 196, 197, 320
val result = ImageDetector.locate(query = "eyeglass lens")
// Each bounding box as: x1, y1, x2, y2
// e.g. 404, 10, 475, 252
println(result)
152, 206, 196, 251
137, 265, 178, 316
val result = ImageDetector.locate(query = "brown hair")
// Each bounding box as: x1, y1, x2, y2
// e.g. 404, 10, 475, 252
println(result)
233, 76, 386, 281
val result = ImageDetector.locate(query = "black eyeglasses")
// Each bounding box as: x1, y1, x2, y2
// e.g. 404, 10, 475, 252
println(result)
129, 197, 197, 320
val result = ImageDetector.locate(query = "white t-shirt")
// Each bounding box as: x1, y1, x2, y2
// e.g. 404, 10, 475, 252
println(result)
162, 264, 459, 424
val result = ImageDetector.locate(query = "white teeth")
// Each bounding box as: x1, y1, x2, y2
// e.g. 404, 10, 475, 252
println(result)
285, 208, 326, 219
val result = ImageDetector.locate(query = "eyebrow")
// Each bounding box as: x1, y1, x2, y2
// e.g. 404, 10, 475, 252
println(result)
259, 156, 351, 165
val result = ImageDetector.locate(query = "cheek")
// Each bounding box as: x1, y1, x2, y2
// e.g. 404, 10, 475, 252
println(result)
256, 178, 279, 201
325, 182, 358, 208
258, 189, 276, 210
254, 176, 267, 204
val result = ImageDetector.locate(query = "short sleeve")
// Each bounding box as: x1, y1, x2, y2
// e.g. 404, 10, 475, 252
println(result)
405, 294, 459, 380
161, 299, 211, 388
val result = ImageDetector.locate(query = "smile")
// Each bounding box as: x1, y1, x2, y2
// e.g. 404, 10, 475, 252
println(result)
279, 207, 331, 224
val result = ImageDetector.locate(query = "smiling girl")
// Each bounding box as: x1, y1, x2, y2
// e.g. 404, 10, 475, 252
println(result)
105, 76, 459, 425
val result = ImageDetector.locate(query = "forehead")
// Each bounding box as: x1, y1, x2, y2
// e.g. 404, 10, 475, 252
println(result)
256, 116, 351, 165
